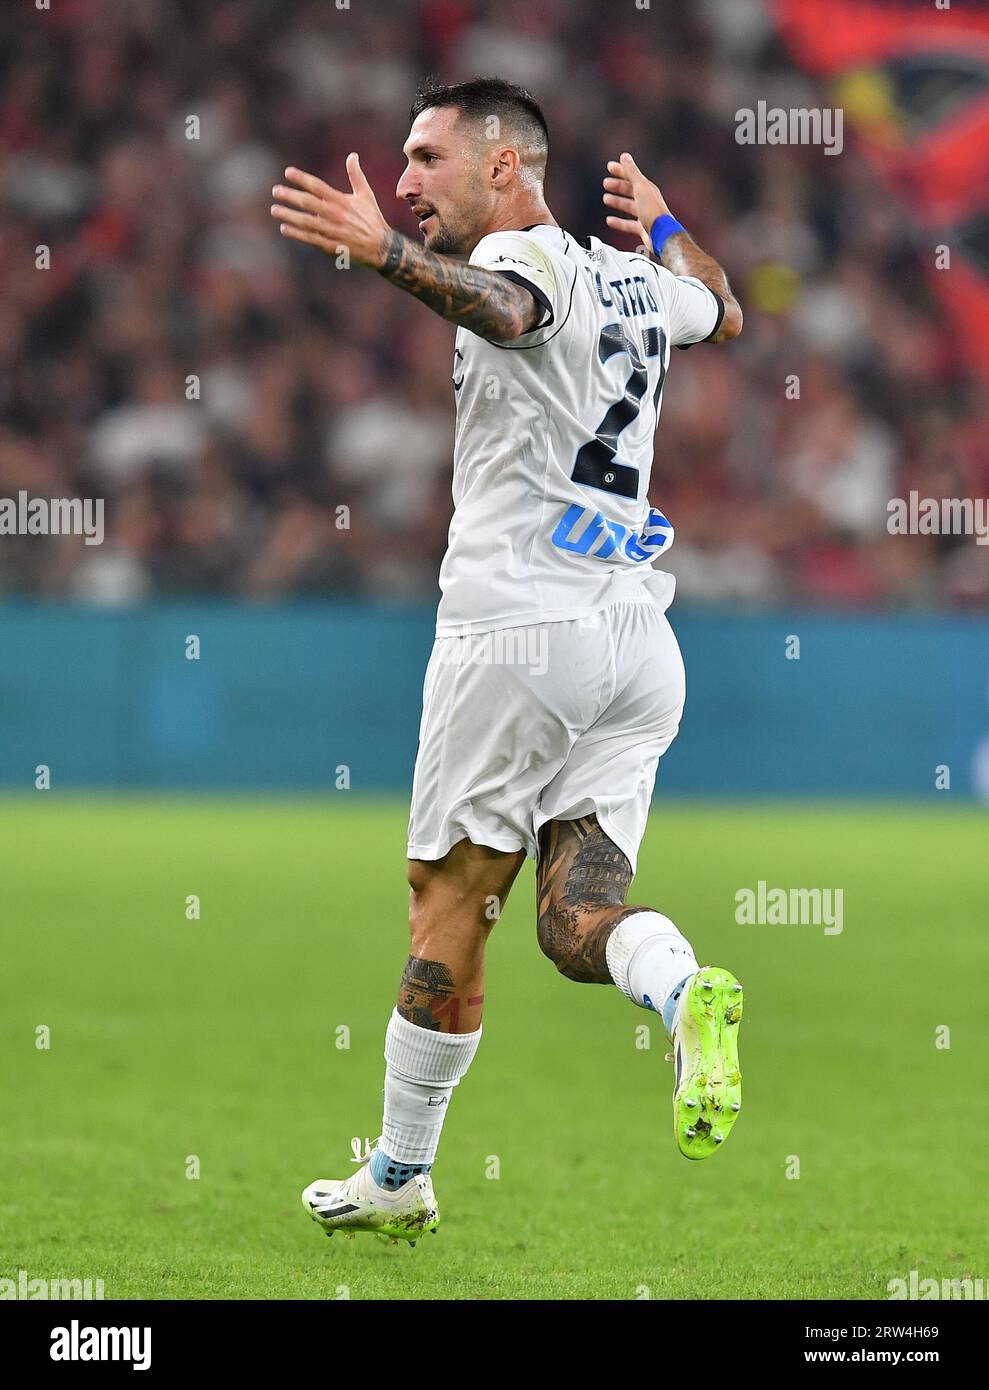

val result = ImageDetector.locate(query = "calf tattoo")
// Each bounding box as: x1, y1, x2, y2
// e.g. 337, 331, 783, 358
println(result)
397, 954, 482, 1032
536, 816, 641, 983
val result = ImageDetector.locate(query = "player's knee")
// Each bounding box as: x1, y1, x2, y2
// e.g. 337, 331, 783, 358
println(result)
407, 849, 519, 929
406, 859, 432, 900
406, 860, 503, 953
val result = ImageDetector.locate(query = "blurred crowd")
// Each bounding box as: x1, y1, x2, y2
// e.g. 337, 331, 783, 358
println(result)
1, 0, 987, 609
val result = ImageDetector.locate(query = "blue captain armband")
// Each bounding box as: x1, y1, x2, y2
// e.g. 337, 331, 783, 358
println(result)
650, 214, 687, 256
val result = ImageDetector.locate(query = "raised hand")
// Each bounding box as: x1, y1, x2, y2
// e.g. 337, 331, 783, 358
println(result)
271, 155, 391, 268
602, 151, 671, 249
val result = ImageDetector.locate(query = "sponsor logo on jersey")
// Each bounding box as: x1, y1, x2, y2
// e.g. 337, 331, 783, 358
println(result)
550, 503, 674, 563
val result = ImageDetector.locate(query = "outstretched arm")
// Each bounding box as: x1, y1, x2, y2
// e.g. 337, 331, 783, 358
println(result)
376, 230, 541, 340
602, 152, 743, 343
270, 158, 541, 343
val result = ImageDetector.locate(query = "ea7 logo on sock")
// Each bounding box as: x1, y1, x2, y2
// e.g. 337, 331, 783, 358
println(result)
50, 1321, 151, 1371
427, 1094, 448, 1107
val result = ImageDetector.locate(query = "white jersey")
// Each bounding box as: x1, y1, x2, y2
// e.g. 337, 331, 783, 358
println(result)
435, 224, 724, 636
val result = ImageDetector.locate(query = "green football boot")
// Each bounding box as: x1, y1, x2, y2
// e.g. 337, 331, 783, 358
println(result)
667, 967, 743, 1159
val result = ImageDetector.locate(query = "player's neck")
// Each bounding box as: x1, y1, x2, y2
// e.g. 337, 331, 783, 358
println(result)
483, 201, 559, 238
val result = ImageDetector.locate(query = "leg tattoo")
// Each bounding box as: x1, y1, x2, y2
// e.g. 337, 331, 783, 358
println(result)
397, 955, 482, 1032
536, 816, 643, 983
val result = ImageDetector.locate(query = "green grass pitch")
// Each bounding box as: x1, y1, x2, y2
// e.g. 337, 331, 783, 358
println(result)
1, 797, 986, 1300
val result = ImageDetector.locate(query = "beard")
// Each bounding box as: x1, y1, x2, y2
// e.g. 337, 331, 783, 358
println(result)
423, 218, 467, 256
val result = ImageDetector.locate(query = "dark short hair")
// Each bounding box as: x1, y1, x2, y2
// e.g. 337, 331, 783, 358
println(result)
409, 76, 549, 173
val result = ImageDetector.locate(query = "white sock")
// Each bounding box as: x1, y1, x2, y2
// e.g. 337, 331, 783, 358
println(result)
605, 911, 699, 1019
380, 1008, 481, 1164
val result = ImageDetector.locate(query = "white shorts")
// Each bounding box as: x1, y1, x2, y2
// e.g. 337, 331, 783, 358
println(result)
407, 598, 686, 874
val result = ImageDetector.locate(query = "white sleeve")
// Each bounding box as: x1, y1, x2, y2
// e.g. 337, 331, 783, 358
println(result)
660, 269, 725, 348
468, 230, 566, 345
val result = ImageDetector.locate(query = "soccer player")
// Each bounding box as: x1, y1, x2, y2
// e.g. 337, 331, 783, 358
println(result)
270, 78, 744, 1245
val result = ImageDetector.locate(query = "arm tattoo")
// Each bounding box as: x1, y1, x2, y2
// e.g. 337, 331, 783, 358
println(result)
378, 230, 542, 341
657, 231, 738, 342
397, 954, 483, 1032
536, 816, 643, 984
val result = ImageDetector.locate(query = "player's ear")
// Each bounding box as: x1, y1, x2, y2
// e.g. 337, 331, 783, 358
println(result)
491, 146, 520, 188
